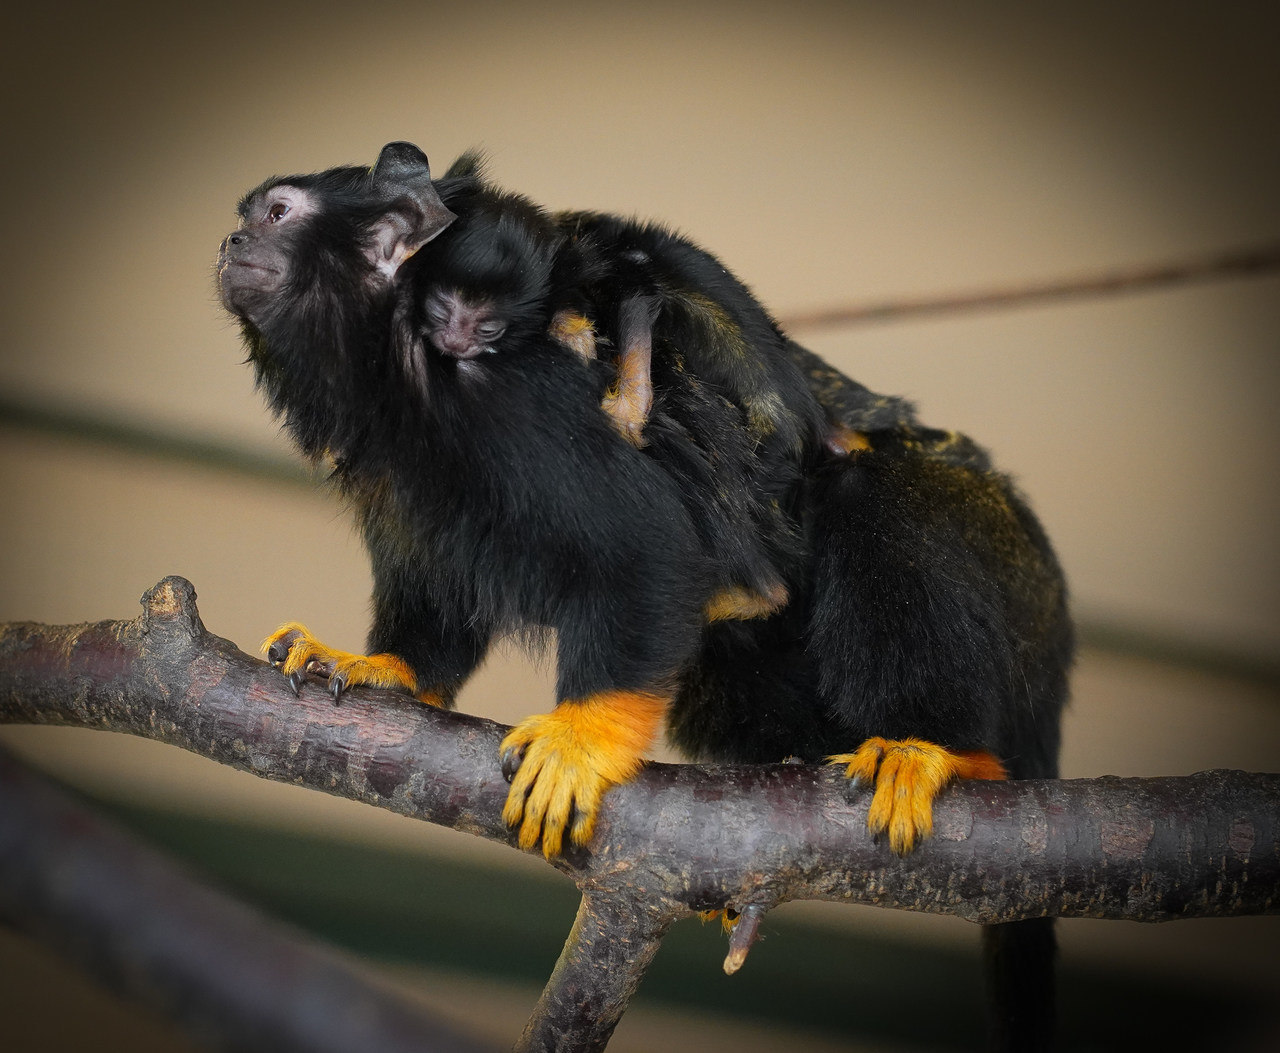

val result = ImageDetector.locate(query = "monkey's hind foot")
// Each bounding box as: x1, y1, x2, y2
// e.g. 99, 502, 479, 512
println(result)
829, 737, 1007, 855
699, 908, 741, 934
499, 689, 668, 858
261, 622, 440, 706
824, 423, 871, 457
704, 582, 789, 623
600, 383, 652, 448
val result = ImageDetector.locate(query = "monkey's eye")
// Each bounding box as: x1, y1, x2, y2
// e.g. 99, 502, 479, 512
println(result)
477, 323, 506, 342
266, 201, 291, 223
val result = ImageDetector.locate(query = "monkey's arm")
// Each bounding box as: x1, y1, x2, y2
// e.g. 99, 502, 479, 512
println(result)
263, 552, 491, 710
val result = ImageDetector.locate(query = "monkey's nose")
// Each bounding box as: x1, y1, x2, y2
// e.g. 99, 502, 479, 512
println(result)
437, 333, 481, 359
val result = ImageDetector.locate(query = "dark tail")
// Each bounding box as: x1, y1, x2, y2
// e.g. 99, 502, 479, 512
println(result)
982, 918, 1057, 1052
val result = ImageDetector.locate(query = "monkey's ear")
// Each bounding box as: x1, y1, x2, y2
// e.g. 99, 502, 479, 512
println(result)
366, 142, 457, 280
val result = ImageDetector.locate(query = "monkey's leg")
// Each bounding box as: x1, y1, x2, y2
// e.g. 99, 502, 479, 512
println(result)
499, 689, 669, 859
828, 738, 1007, 854
601, 294, 656, 448
262, 623, 444, 706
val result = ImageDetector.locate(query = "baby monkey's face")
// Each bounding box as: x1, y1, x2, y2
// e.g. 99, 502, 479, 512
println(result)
423, 288, 509, 360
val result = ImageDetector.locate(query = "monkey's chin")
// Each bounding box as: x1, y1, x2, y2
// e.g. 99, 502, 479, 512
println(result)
455, 359, 488, 381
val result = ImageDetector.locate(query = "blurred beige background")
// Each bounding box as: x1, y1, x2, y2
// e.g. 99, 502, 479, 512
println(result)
1, 1, 1278, 1050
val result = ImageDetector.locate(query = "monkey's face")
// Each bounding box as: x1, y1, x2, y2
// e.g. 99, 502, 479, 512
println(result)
217, 183, 316, 322
217, 142, 457, 335
424, 289, 508, 360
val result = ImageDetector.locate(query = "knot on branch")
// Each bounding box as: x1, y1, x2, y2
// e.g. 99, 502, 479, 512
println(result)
139, 576, 206, 646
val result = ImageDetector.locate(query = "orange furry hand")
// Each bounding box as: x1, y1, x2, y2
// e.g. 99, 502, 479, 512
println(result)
261, 622, 440, 706
829, 737, 1007, 855
499, 690, 668, 858
548, 309, 596, 362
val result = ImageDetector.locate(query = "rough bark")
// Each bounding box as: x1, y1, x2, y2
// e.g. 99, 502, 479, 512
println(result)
2, 576, 1278, 1051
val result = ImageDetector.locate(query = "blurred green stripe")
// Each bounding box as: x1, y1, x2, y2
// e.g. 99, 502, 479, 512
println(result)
3, 395, 1276, 691
0, 394, 311, 486
1078, 618, 1280, 691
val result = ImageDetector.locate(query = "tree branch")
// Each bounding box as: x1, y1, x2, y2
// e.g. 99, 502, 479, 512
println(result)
0, 743, 496, 1053
2, 577, 1278, 1050
515, 893, 671, 1053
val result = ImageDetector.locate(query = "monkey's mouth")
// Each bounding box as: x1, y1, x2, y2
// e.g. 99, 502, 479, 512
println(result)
438, 343, 498, 361
217, 260, 285, 317
219, 259, 280, 277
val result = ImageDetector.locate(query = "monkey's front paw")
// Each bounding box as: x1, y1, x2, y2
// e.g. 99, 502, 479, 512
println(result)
549, 309, 596, 362
499, 690, 667, 858
261, 622, 433, 705
829, 737, 1007, 855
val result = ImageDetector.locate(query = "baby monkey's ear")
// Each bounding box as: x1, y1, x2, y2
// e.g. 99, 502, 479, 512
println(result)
365, 141, 457, 280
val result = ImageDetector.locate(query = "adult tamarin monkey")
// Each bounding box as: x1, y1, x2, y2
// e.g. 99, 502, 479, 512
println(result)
217, 142, 1072, 1051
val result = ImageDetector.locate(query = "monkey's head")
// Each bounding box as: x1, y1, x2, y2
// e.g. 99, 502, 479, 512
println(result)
218, 143, 458, 455
217, 142, 456, 346
409, 197, 575, 370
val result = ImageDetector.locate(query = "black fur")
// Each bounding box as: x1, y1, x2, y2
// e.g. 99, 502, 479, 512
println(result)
218, 143, 1072, 1051
433, 155, 824, 605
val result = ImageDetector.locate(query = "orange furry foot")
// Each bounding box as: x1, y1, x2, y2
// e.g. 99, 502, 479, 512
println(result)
261, 622, 440, 706
828, 737, 1007, 855
704, 582, 789, 623
601, 383, 651, 448
601, 330, 654, 449
499, 689, 668, 858
825, 423, 871, 457
699, 908, 741, 934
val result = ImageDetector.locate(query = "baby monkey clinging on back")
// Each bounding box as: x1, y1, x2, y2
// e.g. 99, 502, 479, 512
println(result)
218, 141, 1071, 1051
410, 149, 808, 619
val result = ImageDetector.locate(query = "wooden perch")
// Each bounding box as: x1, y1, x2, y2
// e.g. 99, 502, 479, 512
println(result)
2, 576, 1278, 1053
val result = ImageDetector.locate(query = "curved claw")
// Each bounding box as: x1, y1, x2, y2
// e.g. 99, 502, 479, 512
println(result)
829, 737, 1007, 854
259, 622, 421, 702
836, 738, 884, 800
329, 671, 348, 704
500, 744, 525, 783
498, 691, 667, 858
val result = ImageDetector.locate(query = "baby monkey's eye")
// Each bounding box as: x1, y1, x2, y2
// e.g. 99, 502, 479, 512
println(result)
477, 323, 507, 341
267, 202, 291, 222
